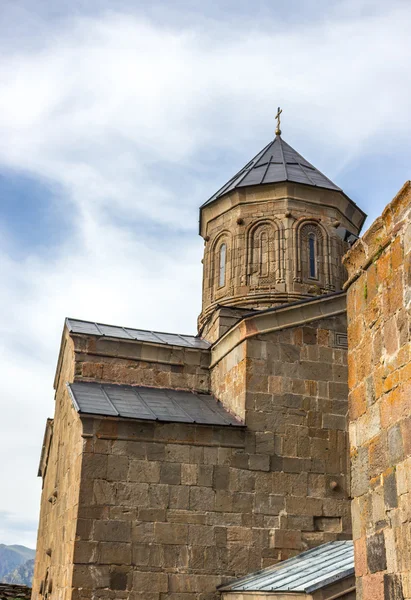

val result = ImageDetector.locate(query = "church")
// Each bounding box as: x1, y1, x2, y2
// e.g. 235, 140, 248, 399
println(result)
32, 114, 367, 600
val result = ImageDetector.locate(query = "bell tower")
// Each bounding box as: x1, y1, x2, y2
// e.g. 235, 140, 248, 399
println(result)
198, 112, 366, 341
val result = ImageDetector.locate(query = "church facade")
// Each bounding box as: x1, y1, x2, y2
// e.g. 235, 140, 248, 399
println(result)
32, 126, 366, 600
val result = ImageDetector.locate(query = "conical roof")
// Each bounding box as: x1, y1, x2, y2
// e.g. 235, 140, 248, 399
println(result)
202, 135, 342, 207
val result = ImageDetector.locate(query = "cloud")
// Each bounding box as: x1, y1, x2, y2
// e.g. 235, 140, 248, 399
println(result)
0, 0, 410, 546
0, 512, 38, 548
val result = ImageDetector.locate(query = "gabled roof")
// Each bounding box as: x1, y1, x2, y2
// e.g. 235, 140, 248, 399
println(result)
68, 382, 243, 427
66, 318, 210, 350
219, 541, 354, 594
202, 135, 342, 207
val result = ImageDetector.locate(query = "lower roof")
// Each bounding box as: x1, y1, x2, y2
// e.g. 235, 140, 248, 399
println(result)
219, 541, 354, 594
68, 381, 243, 427
66, 318, 210, 350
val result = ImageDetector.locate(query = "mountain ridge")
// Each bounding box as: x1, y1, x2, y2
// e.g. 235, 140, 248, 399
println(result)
0, 544, 35, 583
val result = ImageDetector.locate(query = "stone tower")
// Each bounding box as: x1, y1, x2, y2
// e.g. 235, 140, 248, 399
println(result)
198, 132, 366, 341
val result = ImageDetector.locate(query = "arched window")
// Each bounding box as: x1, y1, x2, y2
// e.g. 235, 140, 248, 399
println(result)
219, 243, 227, 287
308, 233, 316, 278
299, 223, 324, 283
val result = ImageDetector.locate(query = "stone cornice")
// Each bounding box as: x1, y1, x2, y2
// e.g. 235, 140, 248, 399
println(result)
210, 292, 347, 368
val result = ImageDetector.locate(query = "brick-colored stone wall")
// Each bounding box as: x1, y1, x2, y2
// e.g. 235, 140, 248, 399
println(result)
32, 336, 84, 600
344, 181, 411, 600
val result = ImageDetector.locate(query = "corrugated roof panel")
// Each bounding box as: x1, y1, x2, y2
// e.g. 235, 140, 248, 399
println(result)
219, 541, 354, 593
66, 318, 210, 350
68, 382, 244, 427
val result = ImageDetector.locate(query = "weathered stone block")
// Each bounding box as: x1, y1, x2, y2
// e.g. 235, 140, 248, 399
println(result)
107, 455, 129, 481
189, 486, 215, 511
160, 463, 181, 485
154, 522, 188, 545
388, 424, 404, 465
367, 532, 387, 574
129, 460, 161, 483
99, 542, 132, 565
133, 571, 168, 593
110, 567, 131, 591
94, 520, 132, 543
384, 574, 404, 599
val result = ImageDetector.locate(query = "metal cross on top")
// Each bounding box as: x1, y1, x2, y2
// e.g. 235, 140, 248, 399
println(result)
275, 106, 283, 136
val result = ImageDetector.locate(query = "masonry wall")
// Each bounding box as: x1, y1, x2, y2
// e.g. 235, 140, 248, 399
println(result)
344, 181, 411, 600
34, 303, 353, 600
32, 336, 84, 600
71, 417, 248, 600
212, 313, 352, 559
71, 332, 210, 393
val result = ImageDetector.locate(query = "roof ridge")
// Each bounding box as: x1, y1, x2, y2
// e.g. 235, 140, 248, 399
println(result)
277, 135, 288, 181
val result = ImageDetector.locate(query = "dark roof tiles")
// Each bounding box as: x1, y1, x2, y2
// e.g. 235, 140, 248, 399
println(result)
66, 318, 210, 350
68, 382, 243, 427
202, 135, 342, 206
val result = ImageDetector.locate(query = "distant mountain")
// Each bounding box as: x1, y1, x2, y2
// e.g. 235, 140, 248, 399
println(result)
0, 545, 35, 582
2, 558, 35, 586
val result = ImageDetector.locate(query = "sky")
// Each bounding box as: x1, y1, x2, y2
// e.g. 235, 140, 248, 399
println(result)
0, 0, 410, 548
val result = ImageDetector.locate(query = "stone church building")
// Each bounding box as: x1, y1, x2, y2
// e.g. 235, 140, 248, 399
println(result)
32, 125, 367, 600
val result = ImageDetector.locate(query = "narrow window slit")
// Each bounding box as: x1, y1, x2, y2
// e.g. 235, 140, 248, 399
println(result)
219, 243, 227, 287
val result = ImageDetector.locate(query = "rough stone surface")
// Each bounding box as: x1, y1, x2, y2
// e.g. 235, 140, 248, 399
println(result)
0, 584, 31, 600
344, 181, 411, 600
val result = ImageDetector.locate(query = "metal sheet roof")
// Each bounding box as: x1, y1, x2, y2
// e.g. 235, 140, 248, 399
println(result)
68, 381, 243, 427
66, 318, 210, 350
202, 135, 342, 207
219, 541, 354, 594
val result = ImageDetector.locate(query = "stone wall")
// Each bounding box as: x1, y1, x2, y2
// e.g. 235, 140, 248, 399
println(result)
71, 417, 247, 600
32, 336, 84, 600
344, 181, 411, 600
0, 583, 31, 600
70, 331, 210, 392
34, 296, 353, 600
212, 310, 352, 558
70, 307, 352, 600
